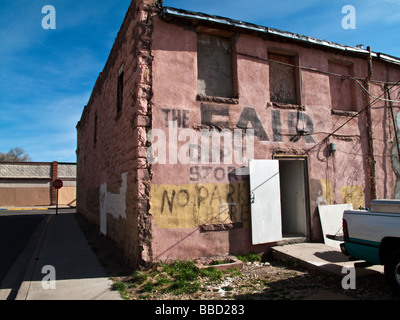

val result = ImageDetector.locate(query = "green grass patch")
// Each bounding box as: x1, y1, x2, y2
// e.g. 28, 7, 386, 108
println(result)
111, 280, 129, 299
199, 267, 223, 281
236, 253, 262, 263
115, 259, 244, 298
226, 268, 242, 277
142, 281, 156, 293
131, 270, 148, 284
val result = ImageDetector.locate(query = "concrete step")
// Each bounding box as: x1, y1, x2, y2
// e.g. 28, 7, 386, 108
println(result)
271, 243, 383, 277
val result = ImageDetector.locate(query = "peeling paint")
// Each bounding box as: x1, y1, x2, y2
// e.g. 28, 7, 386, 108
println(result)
100, 172, 128, 235
320, 179, 333, 205
340, 185, 364, 209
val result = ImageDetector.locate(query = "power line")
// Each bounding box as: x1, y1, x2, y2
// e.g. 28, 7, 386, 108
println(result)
305, 79, 400, 154
236, 49, 400, 151
352, 78, 400, 104
236, 50, 400, 103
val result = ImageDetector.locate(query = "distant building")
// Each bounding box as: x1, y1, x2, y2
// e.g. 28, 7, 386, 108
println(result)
0, 161, 76, 208
76, 0, 400, 266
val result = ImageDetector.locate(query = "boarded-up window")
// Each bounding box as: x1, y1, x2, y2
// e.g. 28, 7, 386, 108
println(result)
269, 53, 298, 104
328, 60, 356, 112
197, 33, 234, 98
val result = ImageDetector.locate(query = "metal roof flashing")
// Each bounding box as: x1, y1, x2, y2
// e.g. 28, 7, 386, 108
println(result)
160, 7, 400, 66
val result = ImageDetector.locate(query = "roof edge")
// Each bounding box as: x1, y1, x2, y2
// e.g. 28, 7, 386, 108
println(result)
160, 6, 400, 66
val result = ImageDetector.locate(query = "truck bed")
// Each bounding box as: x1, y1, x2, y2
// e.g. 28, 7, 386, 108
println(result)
343, 201, 400, 265
344, 210, 400, 245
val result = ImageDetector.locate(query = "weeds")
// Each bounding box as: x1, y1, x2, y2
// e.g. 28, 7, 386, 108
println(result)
236, 253, 262, 263
112, 258, 242, 299
112, 281, 129, 299
199, 267, 223, 281
131, 270, 148, 284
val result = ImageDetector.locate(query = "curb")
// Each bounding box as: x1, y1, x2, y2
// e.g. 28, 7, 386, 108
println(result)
0, 208, 49, 211
0, 206, 75, 211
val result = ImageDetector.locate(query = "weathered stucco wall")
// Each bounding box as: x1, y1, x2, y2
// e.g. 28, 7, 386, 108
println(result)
148, 16, 400, 261
76, 0, 157, 266
77, 3, 400, 265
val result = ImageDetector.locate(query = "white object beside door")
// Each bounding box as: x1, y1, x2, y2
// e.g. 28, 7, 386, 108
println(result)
249, 159, 282, 244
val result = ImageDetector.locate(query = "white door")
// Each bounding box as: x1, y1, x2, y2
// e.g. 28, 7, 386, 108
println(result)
249, 159, 282, 244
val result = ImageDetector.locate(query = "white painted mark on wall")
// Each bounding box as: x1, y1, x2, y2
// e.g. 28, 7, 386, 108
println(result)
100, 172, 128, 235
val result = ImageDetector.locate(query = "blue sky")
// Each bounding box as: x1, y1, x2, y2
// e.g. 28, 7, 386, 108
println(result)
1, 0, 399, 162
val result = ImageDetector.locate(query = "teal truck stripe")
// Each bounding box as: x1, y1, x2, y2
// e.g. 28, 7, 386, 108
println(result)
345, 238, 381, 265
348, 237, 380, 248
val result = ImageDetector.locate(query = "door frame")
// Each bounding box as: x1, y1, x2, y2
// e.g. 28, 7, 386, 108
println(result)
273, 154, 311, 240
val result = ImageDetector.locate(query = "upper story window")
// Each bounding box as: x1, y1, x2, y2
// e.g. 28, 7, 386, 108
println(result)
116, 63, 124, 116
328, 59, 357, 113
197, 33, 235, 99
268, 51, 299, 105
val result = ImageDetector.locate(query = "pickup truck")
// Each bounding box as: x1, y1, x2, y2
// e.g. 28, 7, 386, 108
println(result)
341, 199, 400, 295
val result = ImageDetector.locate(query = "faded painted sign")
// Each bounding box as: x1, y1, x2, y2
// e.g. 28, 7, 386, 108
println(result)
158, 104, 315, 145
150, 182, 250, 229
200, 104, 315, 143
149, 104, 316, 166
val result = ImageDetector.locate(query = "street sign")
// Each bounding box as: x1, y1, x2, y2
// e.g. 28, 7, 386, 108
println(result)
52, 179, 63, 215
53, 179, 63, 189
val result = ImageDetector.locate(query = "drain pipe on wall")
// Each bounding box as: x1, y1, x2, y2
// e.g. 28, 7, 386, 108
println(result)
386, 83, 400, 164
365, 46, 377, 201
298, 59, 306, 134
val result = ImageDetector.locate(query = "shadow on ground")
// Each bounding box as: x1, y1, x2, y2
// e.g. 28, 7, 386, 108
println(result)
74, 213, 133, 278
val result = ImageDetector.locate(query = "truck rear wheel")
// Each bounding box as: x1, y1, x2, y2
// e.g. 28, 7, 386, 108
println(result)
384, 250, 400, 296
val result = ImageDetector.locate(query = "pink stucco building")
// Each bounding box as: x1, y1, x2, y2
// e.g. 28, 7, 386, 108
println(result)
76, 0, 400, 266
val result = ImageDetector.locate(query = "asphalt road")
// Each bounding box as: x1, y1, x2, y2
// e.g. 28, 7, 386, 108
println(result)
0, 209, 75, 290
0, 212, 46, 285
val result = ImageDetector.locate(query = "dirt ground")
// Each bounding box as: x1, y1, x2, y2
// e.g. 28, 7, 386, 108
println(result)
75, 213, 400, 300
113, 260, 400, 300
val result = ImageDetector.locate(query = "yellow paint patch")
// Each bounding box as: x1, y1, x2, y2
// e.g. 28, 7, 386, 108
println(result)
8, 207, 48, 211
320, 179, 333, 205
150, 182, 250, 229
340, 185, 364, 209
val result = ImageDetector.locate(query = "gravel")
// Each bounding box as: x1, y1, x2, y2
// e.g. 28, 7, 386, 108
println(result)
114, 260, 400, 300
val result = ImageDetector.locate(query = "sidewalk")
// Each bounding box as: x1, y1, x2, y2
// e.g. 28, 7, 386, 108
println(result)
15, 212, 123, 300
